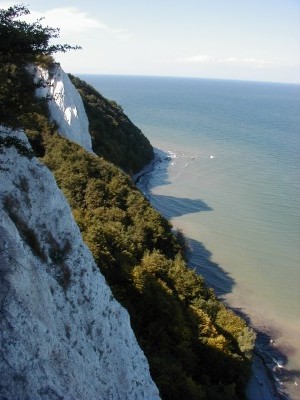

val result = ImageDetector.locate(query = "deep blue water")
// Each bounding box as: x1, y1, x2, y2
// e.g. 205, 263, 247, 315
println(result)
80, 74, 300, 398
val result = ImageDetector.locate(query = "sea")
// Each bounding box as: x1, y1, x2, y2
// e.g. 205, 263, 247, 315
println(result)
80, 74, 300, 399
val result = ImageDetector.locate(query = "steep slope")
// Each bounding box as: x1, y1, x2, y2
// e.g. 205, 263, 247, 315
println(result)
69, 74, 154, 174
0, 127, 160, 400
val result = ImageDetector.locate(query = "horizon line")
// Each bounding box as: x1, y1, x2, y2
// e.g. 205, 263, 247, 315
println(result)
72, 72, 300, 86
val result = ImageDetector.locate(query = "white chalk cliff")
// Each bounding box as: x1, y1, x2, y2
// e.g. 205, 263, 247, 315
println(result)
0, 67, 160, 399
33, 64, 93, 152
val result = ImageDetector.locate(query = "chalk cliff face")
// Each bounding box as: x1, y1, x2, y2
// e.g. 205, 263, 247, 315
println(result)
0, 99, 160, 399
33, 64, 93, 152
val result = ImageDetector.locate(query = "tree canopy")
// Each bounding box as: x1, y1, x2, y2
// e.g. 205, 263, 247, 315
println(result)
69, 75, 154, 174
0, 4, 80, 64
0, 4, 80, 127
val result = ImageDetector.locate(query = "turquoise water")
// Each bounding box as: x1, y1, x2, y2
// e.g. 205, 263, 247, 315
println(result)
80, 75, 300, 398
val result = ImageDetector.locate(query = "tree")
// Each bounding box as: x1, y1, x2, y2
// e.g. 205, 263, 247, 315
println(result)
0, 4, 81, 127
0, 4, 80, 64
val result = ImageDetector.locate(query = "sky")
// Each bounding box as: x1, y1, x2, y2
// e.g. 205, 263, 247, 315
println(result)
1, 0, 300, 83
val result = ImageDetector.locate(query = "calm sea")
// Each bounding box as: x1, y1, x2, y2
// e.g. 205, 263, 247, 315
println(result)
80, 74, 300, 399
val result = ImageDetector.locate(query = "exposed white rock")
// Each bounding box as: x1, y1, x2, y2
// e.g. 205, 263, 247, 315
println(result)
33, 64, 93, 152
0, 127, 160, 400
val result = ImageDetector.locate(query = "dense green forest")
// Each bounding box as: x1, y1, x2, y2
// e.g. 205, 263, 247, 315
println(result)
0, 5, 256, 400
69, 74, 154, 174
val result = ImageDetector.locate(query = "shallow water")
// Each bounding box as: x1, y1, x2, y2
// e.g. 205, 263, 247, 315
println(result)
80, 74, 300, 399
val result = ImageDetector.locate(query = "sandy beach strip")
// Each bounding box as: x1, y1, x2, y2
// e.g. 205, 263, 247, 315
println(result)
246, 354, 286, 400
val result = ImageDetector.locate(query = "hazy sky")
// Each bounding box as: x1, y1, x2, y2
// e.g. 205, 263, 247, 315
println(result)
1, 0, 300, 83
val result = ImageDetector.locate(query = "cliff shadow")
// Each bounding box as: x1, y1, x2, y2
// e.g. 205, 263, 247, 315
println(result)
149, 194, 212, 220
136, 147, 236, 297
148, 194, 235, 297
146, 197, 235, 297
186, 237, 235, 297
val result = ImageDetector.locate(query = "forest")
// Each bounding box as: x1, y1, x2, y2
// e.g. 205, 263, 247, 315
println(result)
0, 5, 256, 400
69, 74, 154, 175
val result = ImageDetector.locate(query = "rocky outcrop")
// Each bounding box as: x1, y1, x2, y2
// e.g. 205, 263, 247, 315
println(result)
33, 64, 93, 152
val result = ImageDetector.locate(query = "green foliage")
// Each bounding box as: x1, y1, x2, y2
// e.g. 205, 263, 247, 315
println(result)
69, 74, 154, 174
215, 307, 256, 356
0, 61, 37, 128
0, 4, 80, 65
0, 4, 80, 128
39, 132, 254, 399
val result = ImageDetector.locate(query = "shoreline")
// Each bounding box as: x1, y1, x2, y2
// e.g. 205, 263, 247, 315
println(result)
246, 345, 290, 400
133, 148, 170, 187
246, 353, 281, 400
134, 147, 290, 400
